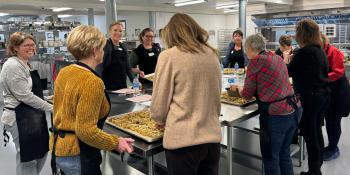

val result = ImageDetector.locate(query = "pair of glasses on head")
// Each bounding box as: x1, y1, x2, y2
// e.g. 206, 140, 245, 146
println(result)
21, 44, 36, 48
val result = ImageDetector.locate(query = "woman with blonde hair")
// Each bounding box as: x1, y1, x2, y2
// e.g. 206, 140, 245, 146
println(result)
1, 32, 53, 175
50, 25, 134, 175
288, 19, 330, 175
100, 21, 134, 90
151, 13, 222, 175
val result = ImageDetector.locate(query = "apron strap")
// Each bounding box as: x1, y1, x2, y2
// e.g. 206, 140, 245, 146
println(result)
50, 127, 75, 175
2, 107, 14, 147
3, 126, 10, 147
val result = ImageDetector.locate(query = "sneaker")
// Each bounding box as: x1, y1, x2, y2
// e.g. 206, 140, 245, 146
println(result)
323, 147, 340, 161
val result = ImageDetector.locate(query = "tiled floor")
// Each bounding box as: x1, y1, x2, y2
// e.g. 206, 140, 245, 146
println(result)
0, 99, 349, 175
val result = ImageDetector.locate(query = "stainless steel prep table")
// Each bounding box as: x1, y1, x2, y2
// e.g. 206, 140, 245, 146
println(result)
104, 91, 259, 175
220, 103, 259, 175
103, 92, 162, 175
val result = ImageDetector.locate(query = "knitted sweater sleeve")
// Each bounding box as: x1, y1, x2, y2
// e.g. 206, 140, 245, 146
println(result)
75, 78, 118, 151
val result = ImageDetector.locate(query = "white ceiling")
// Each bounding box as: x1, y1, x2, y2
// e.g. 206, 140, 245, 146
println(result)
0, 0, 294, 15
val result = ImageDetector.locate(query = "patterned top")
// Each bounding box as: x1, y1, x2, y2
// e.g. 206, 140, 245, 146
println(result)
241, 51, 296, 115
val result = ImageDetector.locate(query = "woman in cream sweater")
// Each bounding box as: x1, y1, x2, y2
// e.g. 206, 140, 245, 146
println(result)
151, 13, 222, 175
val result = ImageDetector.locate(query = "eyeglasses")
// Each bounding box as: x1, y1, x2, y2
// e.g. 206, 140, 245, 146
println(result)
21, 44, 36, 48
144, 35, 154, 38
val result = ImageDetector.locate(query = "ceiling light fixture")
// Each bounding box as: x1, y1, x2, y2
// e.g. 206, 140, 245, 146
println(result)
174, 0, 208, 7
223, 9, 239, 13
0, 13, 9, 16
216, 3, 239, 9
58, 14, 72, 18
99, 0, 105, 1
51, 7, 72, 12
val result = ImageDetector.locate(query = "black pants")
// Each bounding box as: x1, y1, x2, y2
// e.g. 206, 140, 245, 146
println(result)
325, 107, 342, 151
299, 92, 329, 174
165, 143, 220, 175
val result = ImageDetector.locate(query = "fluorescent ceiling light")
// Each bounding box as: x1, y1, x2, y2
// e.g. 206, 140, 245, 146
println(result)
0, 13, 9, 16
216, 3, 239, 9
174, 0, 207, 7
58, 14, 72, 18
51, 7, 72, 12
224, 9, 239, 13
99, 0, 105, 1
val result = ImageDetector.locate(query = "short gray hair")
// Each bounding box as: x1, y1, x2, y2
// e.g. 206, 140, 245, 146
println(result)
244, 33, 266, 53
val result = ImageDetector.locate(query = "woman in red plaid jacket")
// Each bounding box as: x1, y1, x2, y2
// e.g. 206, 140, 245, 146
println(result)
231, 33, 302, 175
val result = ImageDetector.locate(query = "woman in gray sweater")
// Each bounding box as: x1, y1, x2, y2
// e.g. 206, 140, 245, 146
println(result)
1, 32, 53, 175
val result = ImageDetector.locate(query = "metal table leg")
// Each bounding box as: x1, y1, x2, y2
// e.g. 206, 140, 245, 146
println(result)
227, 126, 233, 175
298, 136, 303, 167
148, 156, 154, 175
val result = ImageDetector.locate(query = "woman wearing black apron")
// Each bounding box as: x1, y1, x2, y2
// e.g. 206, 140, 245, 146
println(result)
222, 29, 248, 68
129, 28, 161, 84
100, 22, 134, 91
1, 32, 53, 175
49, 25, 134, 175
231, 33, 302, 175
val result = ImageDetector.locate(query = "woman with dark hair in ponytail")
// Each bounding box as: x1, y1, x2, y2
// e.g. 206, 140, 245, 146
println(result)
129, 28, 161, 84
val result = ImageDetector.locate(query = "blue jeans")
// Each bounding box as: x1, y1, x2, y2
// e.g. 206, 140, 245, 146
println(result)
259, 107, 302, 175
56, 155, 81, 175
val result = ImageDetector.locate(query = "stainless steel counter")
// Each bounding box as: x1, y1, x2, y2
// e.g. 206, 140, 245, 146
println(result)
104, 93, 161, 175
220, 103, 259, 127
219, 103, 258, 175
104, 91, 259, 175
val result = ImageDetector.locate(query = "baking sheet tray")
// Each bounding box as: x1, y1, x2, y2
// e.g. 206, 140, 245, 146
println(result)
106, 109, 163, 142
143, 73, 155, 82
221, 92, 256, 107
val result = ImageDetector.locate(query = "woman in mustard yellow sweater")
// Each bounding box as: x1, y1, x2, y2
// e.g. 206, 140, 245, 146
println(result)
50, 25, 134, 175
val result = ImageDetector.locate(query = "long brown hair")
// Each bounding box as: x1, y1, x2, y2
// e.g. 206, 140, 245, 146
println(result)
162, 13, 217, 54
295, 18, 321, 48
6, 32, 35, 57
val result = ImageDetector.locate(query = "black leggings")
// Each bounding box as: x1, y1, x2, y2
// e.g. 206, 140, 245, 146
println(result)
299, 92, 329, 174
325, 107, 342, 151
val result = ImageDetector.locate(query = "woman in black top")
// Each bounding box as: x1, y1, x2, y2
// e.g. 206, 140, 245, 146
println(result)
100, 22, 133, 90
288, 19, 330, 175
222, 29, 248, 68
276, 34, 298, 64
129, 28, 161, 84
